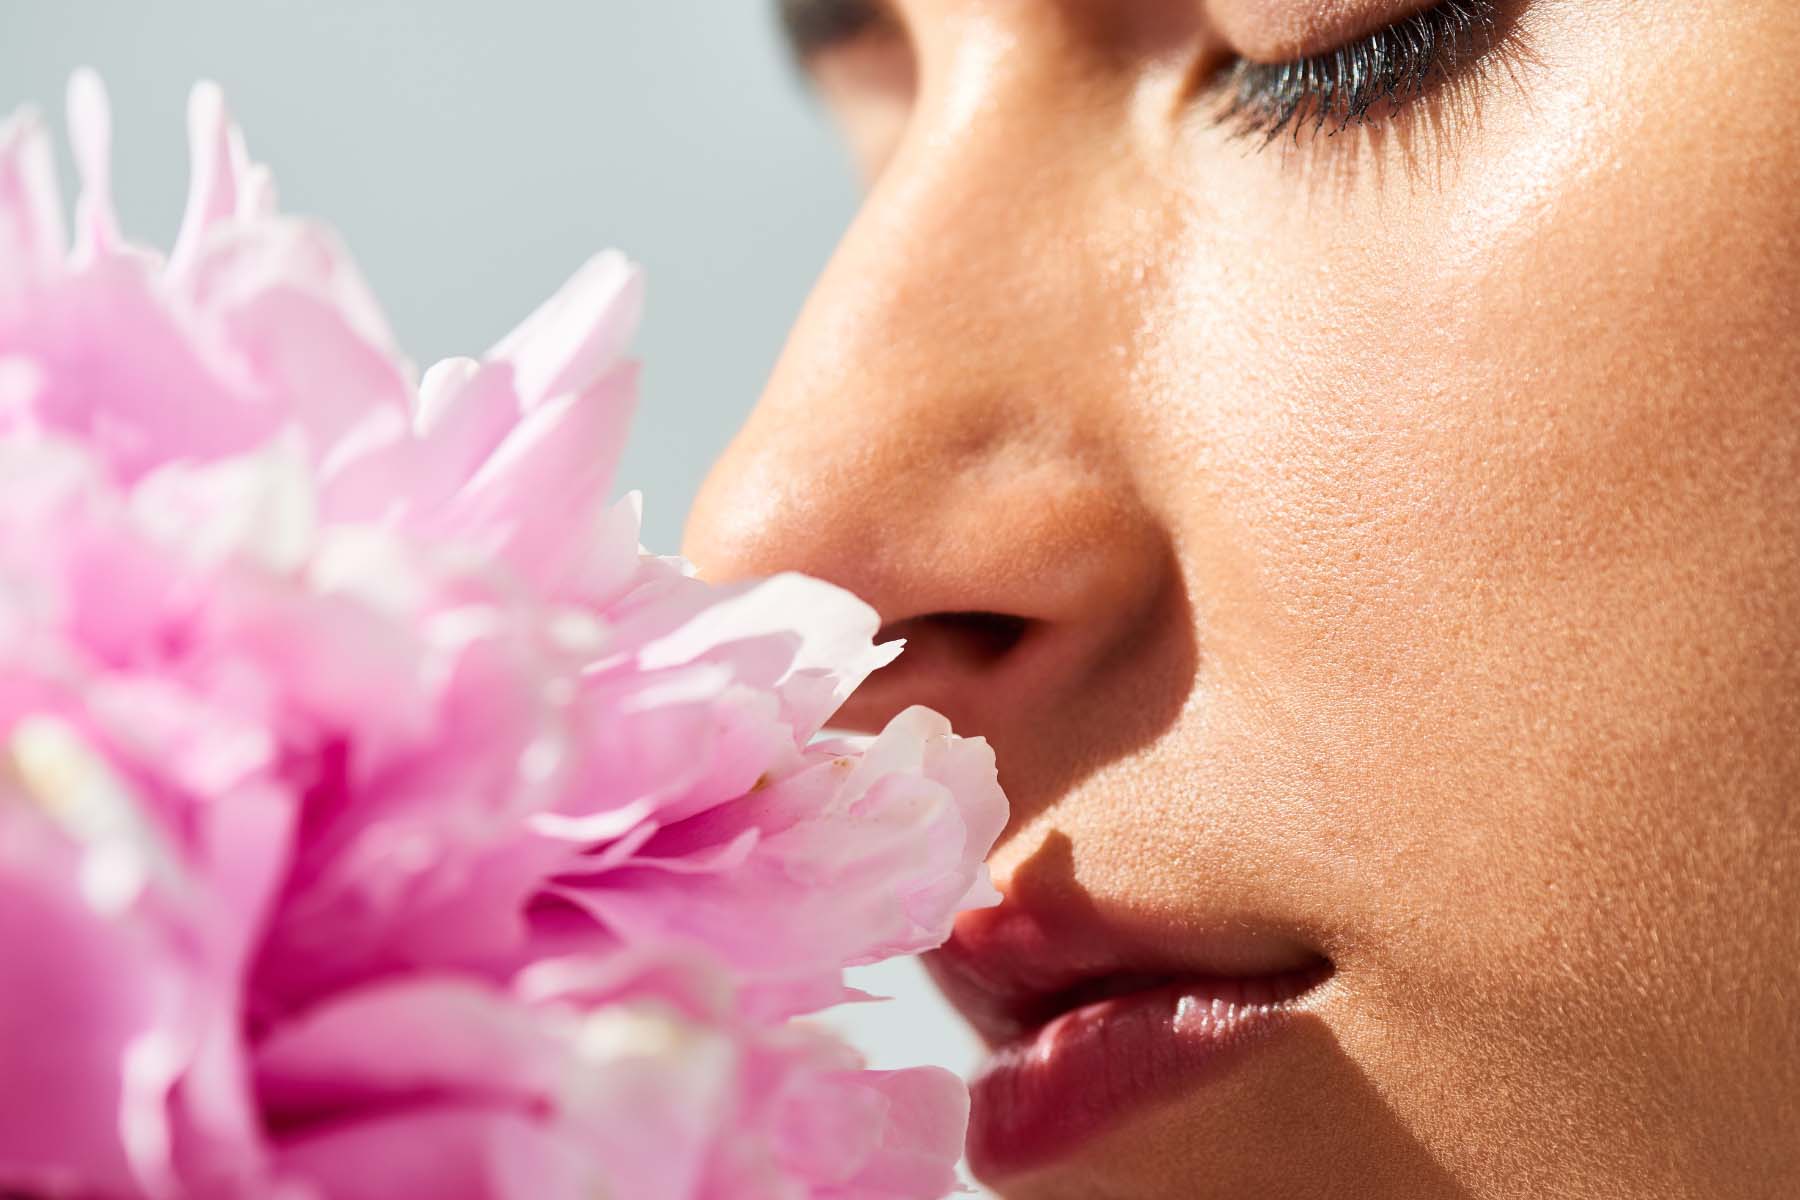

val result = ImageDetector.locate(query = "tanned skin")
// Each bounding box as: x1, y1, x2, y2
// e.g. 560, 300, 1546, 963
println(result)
686, 2, 1800, 1196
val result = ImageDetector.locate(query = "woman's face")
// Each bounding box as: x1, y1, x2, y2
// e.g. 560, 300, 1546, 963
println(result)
684, 2, 1800, 1196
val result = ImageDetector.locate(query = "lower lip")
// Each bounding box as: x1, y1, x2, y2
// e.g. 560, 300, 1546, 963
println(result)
965, 967, 1330, 1180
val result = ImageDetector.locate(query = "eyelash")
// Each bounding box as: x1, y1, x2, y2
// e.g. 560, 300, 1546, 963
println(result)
1212, 0, 1502, 145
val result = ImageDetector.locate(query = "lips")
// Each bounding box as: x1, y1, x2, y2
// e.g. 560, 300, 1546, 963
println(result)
924, 897, 1333, 1179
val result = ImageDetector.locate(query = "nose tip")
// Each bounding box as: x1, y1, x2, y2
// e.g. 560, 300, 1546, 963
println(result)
683, 379, 1181, 756
686, 425, 1196, 842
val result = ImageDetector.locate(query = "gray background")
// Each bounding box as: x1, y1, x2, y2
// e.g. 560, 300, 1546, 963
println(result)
1, 0, 986, 1190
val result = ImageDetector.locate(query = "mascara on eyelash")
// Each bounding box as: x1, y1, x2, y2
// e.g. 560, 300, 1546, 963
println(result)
1215, 0, 1500, 145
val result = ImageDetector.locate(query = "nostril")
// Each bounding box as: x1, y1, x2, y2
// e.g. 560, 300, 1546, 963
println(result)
828, 612, 1037, 736
877, 611, 1033, 668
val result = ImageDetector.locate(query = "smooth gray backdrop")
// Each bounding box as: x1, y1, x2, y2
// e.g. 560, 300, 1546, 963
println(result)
1, 0, 986, 1188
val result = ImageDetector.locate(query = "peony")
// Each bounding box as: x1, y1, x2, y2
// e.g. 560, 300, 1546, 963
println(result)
0, 71, 1005, 1199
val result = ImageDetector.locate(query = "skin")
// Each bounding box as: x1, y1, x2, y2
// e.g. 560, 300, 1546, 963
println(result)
683, 1, 1800, 1196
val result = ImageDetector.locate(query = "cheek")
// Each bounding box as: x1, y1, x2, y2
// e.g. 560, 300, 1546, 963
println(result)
1125, 0, 1800, 1172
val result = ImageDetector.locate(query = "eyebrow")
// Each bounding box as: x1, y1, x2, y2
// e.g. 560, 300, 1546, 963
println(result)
777, 0, 889, 60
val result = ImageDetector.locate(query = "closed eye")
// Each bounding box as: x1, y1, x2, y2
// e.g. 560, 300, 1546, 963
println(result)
1211, 0, 1506, 145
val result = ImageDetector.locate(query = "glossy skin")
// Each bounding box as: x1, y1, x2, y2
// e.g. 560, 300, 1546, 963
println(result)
683, 2, 1800, 1196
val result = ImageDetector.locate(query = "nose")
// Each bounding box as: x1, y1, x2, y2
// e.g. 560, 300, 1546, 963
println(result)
682, 27, 1192, 824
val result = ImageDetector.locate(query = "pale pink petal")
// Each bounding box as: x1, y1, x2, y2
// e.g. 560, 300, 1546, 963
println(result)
261, 971, 736, 1200
808, 1068, 971, 1199
639, 572, 902, 738
0, 807, 174, 1198
560, 490, 650, 608
275, 1109, 557, 1200
129, 434, 317, 574
0, 731, 270, 1200
324, 358, 521, 522
557, 706, 1003, 1005
208, 275, 413, 459
450, 362, 638, 581
486, 250, 643, 410
0, 108, 66, 289
66, 68, 123, 264
168, 81, 254, 276
0, 73, 1006, 1200
2, 261, 279, 478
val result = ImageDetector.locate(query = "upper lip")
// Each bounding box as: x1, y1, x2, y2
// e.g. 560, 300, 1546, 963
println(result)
923, 896, 1332, 1047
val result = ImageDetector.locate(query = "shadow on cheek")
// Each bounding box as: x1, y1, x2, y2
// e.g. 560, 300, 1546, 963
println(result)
992, 556, 1201, 838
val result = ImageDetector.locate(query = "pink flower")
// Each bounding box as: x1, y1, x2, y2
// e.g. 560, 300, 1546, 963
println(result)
0, 72, 1004, 1199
